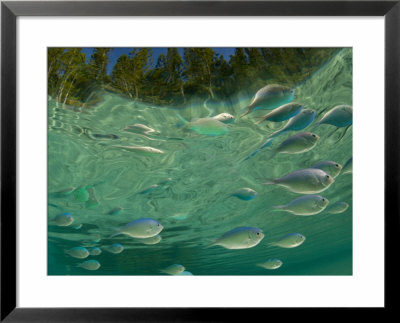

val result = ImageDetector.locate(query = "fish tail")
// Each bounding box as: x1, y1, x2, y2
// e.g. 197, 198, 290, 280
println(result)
268, 150, 278, 160
254, 116, 266, 125
335, 125, 351, 143
242, 149, 260, 162
262, 179, 277, 185
174, 111, 189, 126
204, 239, 216, 249
268, 130, 283, 139
240, 106, 252, 118
204, 244, 215, 249
109, 228, 121, 238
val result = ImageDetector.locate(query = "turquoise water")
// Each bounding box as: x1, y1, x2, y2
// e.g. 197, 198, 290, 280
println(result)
48, 48, 352, 275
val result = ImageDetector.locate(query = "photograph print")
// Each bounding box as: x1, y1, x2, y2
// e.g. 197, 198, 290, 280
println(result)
48, 47, 352, 275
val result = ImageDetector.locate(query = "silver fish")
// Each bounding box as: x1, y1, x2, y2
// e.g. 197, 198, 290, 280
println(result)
273, 195, 329, 215
318, 105, 352, 127
136, 235, 162, 245
208, 227, 264, 250
77, 259, 101, 271
311, 160, 342, 178
53, 212, 74, 226
107, 243, 124, 254
111, 218, 163, 239
264, 168, 334, 194
212, 113, 235, 124
270, 233, 306, 248
275, 132, 319, 154
231, 188, 257, 201
326, 201, 349, 214
88, 247, 102, 256
113, 145, 164, 154
160, 264, 185, 275
178, 270, 194, 275
122, 123, 159, 135
65, 247, 89, 259
242, 84, 295, 117
256, 102, 303, 124
269, 109, 316, 139
257, 258, 283, 270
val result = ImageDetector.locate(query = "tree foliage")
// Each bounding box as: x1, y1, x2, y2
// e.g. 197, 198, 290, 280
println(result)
48, 47, 338, 108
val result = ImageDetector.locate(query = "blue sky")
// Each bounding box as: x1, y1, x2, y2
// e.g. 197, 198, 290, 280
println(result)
81, 47, 236, 75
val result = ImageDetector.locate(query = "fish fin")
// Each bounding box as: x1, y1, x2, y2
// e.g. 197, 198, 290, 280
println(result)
335, 125, 351, 143
272, 205, 284, 210
174, 111, 189, 125
268, 150, 278, 160
267, 242, 277, 247
262, 179, 277, 185
242, 149, 260, 162
254, 117, 266, 125
204, 239, 216, 249
109, 227, 121, 238
240, 106, 252, 118
268, 130, 285, 139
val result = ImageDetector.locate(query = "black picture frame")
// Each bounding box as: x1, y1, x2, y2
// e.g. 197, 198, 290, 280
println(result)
1, 1, 398, 321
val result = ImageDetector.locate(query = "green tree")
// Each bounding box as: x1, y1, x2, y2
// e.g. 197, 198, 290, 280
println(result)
129, 48, 153, 100
183, 48, 216, 99
229, 48, 250, 89
211, 54, 234, 99
56, 48, 86, 104
48, 48, 66, 97
88, 48, 111, 89
111, 54, 135, 99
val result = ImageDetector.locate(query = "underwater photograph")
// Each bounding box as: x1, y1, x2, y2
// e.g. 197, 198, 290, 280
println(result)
48, 47, 352, 275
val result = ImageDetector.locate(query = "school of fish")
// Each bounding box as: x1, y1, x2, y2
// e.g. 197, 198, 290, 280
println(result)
49, 79, 352, 274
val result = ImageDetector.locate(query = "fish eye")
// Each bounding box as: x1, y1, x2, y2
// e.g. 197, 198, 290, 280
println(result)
322, 198, 325, 202
312, 134, 316, 137
335, 164, 339, 167
326, 175, 330, 178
